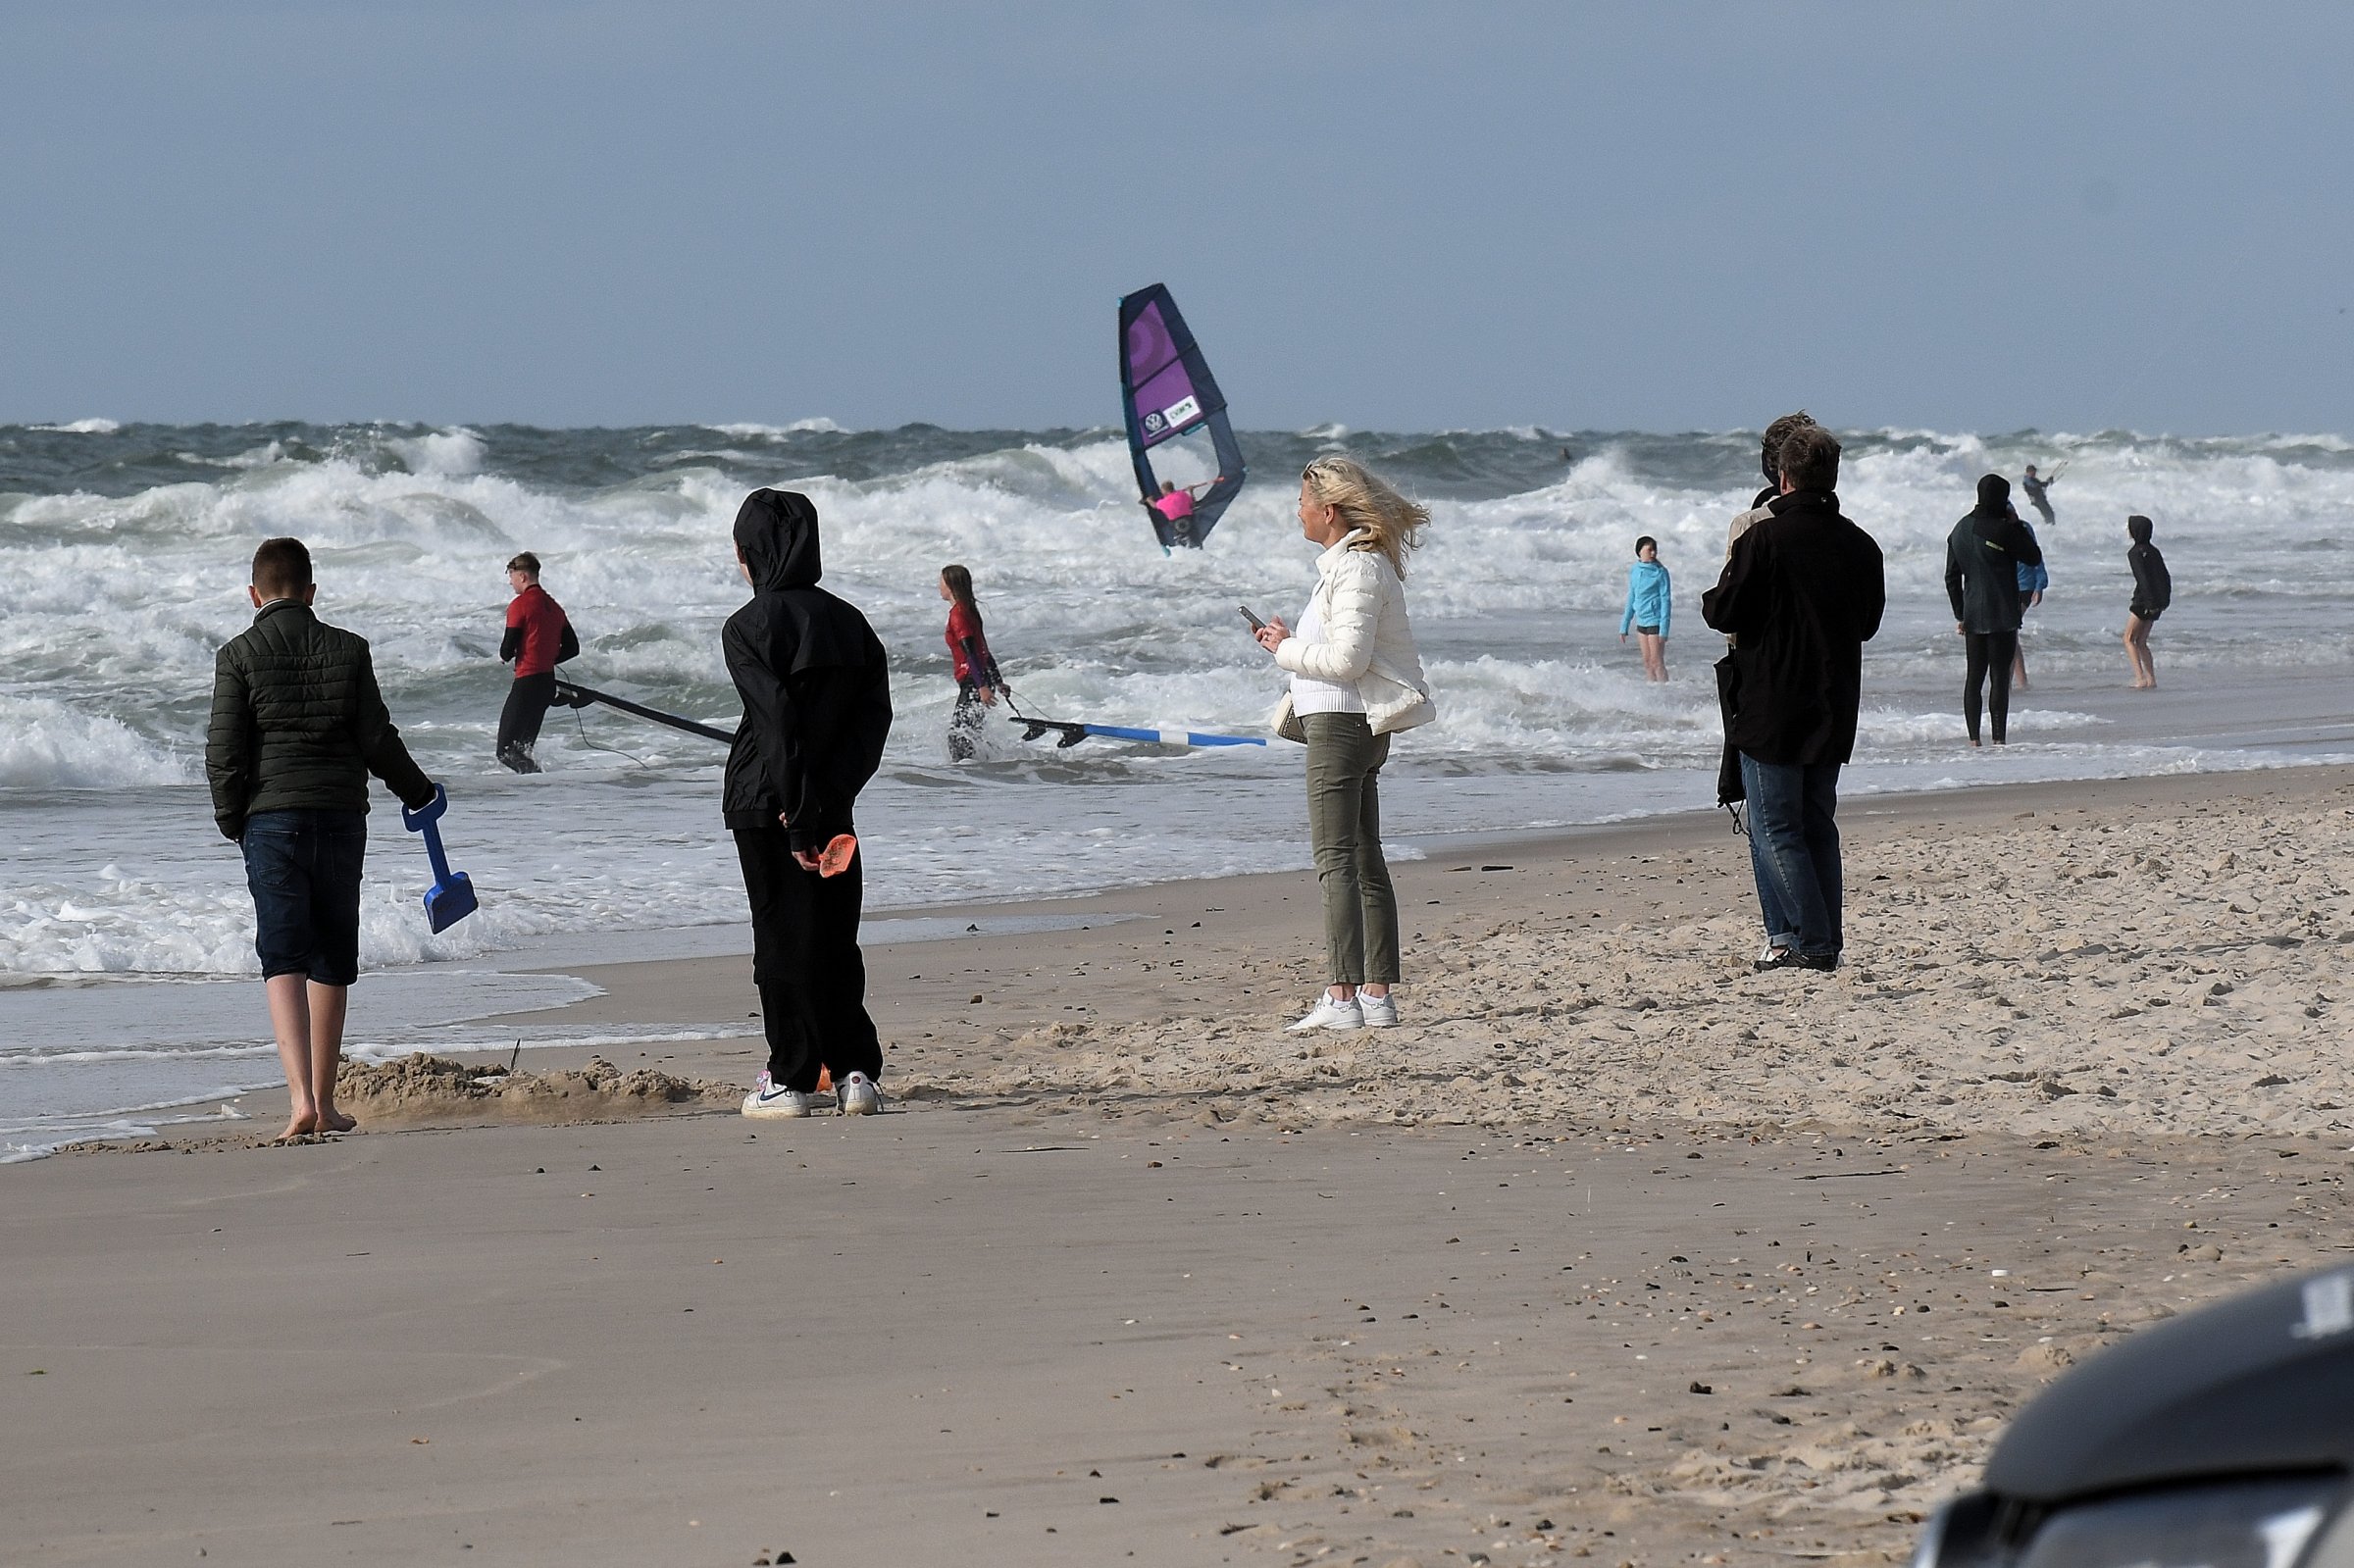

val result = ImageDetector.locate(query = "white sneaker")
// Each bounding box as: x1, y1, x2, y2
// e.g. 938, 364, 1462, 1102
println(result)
1285, 994, 1363, 1032
838, 1071, 881, 1117
1358, 991, 1399, 1028
743, 1071, 811, 1119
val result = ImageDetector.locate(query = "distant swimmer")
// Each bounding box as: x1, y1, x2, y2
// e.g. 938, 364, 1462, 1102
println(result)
938, 563, 1004, 762
1618, 534, 1671, 683
2124, 514, 2171, 689
1146, 478, 1221, 547
2021, 463, 2062, 526
1945, 476, 2043, 746
496, 551, 578, 773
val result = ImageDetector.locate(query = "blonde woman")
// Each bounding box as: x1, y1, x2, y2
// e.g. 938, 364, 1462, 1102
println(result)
1254, 456, 1437, 1031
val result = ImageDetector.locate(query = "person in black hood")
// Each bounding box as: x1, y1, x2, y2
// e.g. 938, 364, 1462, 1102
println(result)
1944, 475, 2043, 746
2124, 513, 2170, 688
723, 489, 895, 1119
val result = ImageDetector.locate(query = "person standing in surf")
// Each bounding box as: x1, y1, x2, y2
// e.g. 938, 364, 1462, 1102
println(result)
2124, 514, 2171, 689
1146, 478, 1224, 547
2021, 464, 2059, 526
939, 564, 1003, 762
1619, 535, 1672, 682
1944, 475, 2043, 746
206, 536, 440, 1140
496, 551, 578, 774
726, 489, 895, 1119
1253, 456, 1437, 1032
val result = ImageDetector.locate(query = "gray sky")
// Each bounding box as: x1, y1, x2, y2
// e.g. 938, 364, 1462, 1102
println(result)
5, 1, 2350, 432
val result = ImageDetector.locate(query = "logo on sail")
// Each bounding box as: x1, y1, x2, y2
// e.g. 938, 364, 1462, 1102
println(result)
1159, 395, 1202, 430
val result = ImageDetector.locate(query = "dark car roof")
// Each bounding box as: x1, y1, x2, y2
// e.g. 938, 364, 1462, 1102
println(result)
1987, 1267, 2354, 1500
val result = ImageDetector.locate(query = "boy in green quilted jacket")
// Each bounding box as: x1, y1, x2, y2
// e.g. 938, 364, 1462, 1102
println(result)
205, 536, 438, 1140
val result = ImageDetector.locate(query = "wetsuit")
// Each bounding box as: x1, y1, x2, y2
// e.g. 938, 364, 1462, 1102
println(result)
1944, 507, 2042, 744
1148, 488, 1197, 546
498, 582, 576, 772
2021, 473, 2055, 526
946, 600, 1000, 762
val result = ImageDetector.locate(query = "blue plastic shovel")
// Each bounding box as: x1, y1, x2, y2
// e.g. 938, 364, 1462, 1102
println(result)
399, 783, 479, 934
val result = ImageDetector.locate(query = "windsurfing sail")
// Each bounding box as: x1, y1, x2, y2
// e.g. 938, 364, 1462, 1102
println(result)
1119, 283, 1246, 549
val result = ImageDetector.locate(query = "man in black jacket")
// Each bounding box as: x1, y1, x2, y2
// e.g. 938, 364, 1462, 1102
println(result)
724, 490, 895, 1119
1701, 427, 1885, 972
1944, 475, 2044, 746
206, 535, 439, 1139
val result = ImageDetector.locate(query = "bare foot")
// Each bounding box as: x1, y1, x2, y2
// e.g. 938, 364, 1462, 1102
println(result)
321, 1108, 357, 1134
277, 1111, 319, 1140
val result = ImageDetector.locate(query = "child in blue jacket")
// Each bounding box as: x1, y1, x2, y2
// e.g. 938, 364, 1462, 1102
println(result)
1619, 535, 1671, 682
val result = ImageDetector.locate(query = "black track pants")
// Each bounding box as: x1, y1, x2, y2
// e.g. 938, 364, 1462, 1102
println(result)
734, 828, 883, 1091
1963, 630, 2019, 744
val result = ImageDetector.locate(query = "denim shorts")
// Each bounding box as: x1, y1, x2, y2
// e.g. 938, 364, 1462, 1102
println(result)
240, 809, 368, 986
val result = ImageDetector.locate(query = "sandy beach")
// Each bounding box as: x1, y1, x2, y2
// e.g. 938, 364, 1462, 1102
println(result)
8, 764, 2354, 1566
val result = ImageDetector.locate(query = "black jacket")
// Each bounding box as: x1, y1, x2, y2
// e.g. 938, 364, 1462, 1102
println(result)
721, 490, 893, 849
2128, 541, 2172, 614
1700, 489, 1885, 767
205, 600, 435, 841
1944, 507, 2043, 632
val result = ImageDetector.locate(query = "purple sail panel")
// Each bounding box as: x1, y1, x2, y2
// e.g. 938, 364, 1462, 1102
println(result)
1125, 301, 1203, 448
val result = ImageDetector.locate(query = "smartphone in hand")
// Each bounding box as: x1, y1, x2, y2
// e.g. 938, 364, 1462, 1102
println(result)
1239, 605, 1265, 632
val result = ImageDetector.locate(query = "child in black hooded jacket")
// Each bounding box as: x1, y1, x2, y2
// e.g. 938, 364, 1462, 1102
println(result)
722, 488, 895, 1118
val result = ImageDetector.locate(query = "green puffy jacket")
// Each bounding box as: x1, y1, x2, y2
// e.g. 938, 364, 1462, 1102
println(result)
205, 600, 435, 841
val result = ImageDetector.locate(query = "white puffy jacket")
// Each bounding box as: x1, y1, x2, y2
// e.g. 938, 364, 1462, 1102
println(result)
1274, 531, 1437, 735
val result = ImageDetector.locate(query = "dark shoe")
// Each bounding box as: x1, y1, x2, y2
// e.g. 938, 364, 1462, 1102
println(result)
1755, 948, 1838, 973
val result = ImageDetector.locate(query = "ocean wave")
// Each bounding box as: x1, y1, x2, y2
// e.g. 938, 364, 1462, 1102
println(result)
710, 418, 847, 437
0, 695, 190, 788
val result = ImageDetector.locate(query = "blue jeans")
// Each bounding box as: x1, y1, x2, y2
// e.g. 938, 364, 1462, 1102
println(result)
240, 809, 368, 986
1739, 755, 1843, 959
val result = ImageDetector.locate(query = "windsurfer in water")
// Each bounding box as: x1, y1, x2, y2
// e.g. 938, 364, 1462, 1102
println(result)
2021, 464, 2060, 526
1146, 478, 1223, 546
940, 564, 1003, 762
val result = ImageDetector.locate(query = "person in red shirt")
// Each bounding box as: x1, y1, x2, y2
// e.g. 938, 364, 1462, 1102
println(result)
497, 551, 577, 773
938, 563, 1003, 762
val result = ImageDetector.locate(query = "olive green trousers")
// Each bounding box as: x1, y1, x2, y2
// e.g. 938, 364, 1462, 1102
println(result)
1303, 711, 1399, 986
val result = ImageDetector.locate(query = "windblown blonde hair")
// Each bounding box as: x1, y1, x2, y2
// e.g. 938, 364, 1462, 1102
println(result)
1301, 455, 1428, 578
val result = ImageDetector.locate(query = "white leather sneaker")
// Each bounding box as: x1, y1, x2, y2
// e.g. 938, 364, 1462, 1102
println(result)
837, 1071, 882, 1116
1357, 991, 1399, 1028
742, 1072, 811, 1118
1285, 994, 1363, 1032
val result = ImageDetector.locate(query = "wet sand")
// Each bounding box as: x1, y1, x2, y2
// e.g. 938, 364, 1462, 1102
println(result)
6, 765, 2354, 1566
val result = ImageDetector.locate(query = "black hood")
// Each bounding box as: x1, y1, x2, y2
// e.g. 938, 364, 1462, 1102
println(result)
1972, 474, 2013, 518
734, 489, 822, 592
